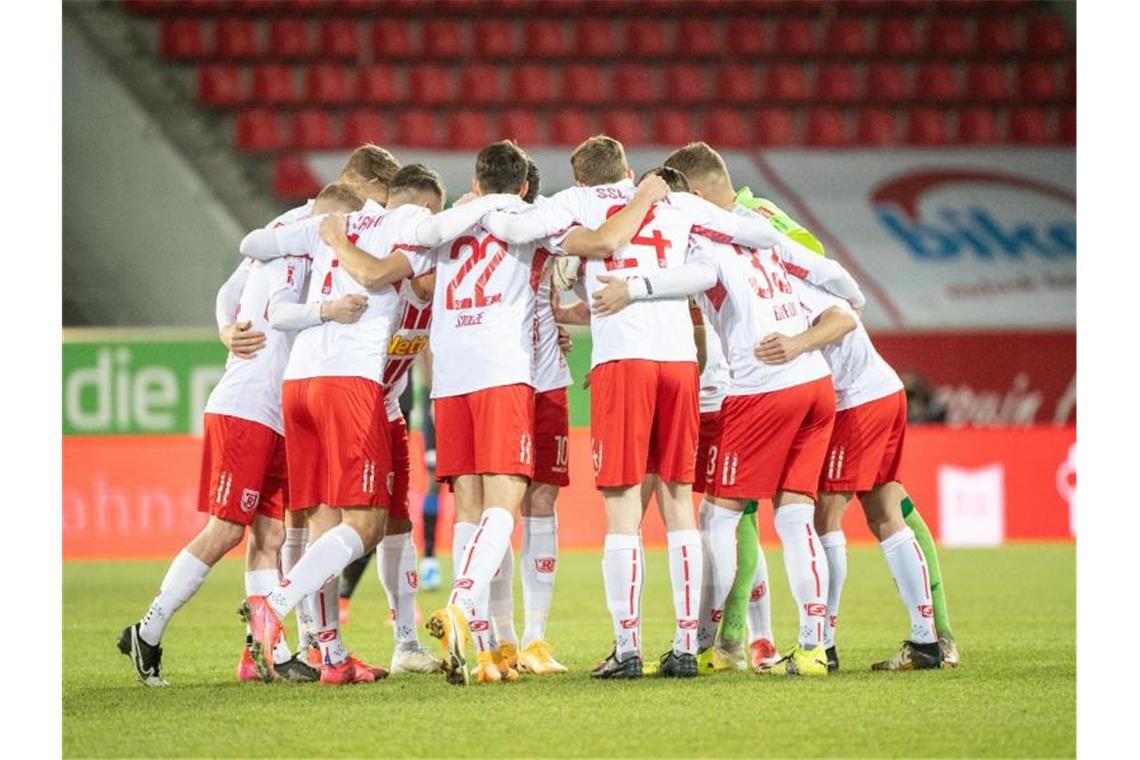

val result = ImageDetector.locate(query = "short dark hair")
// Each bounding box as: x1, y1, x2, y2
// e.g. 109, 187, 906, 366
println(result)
522, 158, 541, 203
475, 141, 528, 195
313, 182, 365, 213
341, 144, 400, 188
639, 166, 689, 193
570, 135, 629, 186
663, 142, 730, 186
388, 163, 445, 201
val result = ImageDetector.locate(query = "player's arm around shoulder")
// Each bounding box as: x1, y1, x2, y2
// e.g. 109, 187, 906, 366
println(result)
319, 212, 414, 291
755, 304, 857, 365
560, 174, 670, 259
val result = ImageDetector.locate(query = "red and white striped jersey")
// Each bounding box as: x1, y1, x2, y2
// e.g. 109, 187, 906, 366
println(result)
382, 284, 432, 422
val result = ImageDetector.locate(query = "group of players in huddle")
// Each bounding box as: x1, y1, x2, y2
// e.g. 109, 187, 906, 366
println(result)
118, 135, 960, 687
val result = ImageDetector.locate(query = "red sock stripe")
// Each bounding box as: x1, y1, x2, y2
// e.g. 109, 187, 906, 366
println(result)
461, 523, 486, 576
319, 591, 327, 627
913, 540, 931, 600
810, 559, 821, 597
629, 549, 638, 614
806, 524, 816, 558
681, 545, 691, 616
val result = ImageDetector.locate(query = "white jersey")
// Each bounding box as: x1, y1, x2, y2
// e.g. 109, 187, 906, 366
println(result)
382, 283, 432, 421
273, 203, 429, 383
697, 308, 730, 413
797, 282, 903, 411
406, 196, 548, 399
690, 230, 830, 396
533, 265, 572, 393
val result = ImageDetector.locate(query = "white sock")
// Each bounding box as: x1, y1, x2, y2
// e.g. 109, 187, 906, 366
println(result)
450, 508, 514, 653
747, 544, 774, 644
602, 533, 643, 660
379, 536, 421, 649
773, 503, 829, 649
281, 527, 313, 648
521, 515, 557, 647
819, 531, 847, 649
268, 523, 364, 621
881, 527, 938, 644
452, 521, 478, 580
697, 504, 740, 651
139, 550, 210, 646
315, 574, 348, 665
667, 529, 703, 656
490, 547, 518, 647
245, 569, 292, 665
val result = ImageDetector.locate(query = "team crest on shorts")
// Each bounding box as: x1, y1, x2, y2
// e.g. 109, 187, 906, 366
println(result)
239, 488, 261, 513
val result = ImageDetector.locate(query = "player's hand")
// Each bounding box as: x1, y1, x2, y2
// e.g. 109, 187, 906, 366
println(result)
635, 173, 670, 204
557, 325, 573, 355
453, 192, 479, 206
591, 275, 632, 316
755, 333, 803, 365
321, 294, 368, 324
220, 320, 266, 359
319, 213, 349, 248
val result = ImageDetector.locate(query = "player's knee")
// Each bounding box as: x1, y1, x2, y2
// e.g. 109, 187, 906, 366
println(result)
343, 509, 386, 551
200, 517, 246, 558
816, 492, 851, 533
522, 484, 558, 517
386, 517, 412, 536
249, 516, 285, 555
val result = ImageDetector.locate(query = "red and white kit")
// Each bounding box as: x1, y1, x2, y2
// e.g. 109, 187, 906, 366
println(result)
693, 306, 730, 494
797, 282, 908, 493
531, 267, 573, 486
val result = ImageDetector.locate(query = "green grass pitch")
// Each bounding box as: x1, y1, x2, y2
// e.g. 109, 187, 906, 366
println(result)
64, 543, 1074, 758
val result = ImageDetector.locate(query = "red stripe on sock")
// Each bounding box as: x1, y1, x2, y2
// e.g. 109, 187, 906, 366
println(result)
629, 549, 638, 614
913, 541, 931, 600
319, 591, 327, 627
806, 524, 816, 558
810, 559, 821, 597
460, 527, 485, 576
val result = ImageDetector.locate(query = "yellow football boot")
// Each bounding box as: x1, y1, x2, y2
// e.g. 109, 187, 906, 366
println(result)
518, 640, 568, 675
425, 605, 470, 686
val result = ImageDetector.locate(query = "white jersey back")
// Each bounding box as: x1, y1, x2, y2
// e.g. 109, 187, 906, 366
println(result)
698, 310, 730, 413
382, 283, 432, 421
407, 196, 544, 399
533, 264, 572, 393
797, 282, 903, 410
546, 180, 698, 367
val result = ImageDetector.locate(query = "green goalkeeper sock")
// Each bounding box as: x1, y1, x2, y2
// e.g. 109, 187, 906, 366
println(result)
719, 501, 760, 644
901, 496, 954, 638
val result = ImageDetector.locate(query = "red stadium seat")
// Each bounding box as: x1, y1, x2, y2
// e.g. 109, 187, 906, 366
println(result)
865, 63, 909, 101
876, 18, 919, 56
1025, 15, 1068, 54
855, 109, 897, 146
575, 19, 620, 58
925, 17, 969, 56
197, 65, 245, 107
372, 19, 420, 59
676, 19, 721, 58
806, 110, 850, 147
602, 110, 646, 146
1018, 63, 1061, 102
561, 65, 610, 106
408, 65, 454, 105
905, 109, 949, 146
306, 65, 354, 105
775, 18, 818, 56
342, 111, 389, 148
448, 111, 492, 149
1064, 63, 1075, 99
475, 19, 517, 59
318, 20, 361, 60
966, 64, 1010, 101
653, 110, 698, 146
459, 65, 506, 105
1057, 107, 1075, 145
273, 155, 321, 200
251, 65, 299, 105
291, 110, 338, 150
824, 19, 869, 56
717, 64, 760, 103
764, 64, 810, 102
267, 19, 312, 59
613, 65, 660, 104
725, 19, 771, 57
422, 20, 467, 58
395, 111, 441, 148
356, 65, 403, 105
816, 64, 861, 102
703, 110, 750, 149
664, 64, 707, 105
550, 110, 596, 146
160, 19, 206, 59
236, 110, 285, 152
526, 20, 571, 58
976, 18, 1019, 55
499, 110, 541, 146
1007, 107, 1051, 144
512, 65, 557, 105
752, 109, 798, 147
957, 108, 1001, 144
915, 64, 960, 102
626, 20, 671, 58
215, 19, 258, 59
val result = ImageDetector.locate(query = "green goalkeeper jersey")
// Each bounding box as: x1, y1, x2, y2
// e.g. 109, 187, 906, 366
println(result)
733, 187, 825, 256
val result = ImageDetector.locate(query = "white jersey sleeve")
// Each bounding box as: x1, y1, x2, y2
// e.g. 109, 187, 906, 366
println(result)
481, 192, 581, 248
215, 259, 252, 329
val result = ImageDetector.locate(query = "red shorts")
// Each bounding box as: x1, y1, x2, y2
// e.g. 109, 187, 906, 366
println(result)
820, 389, 908, 493
388, 416, 411, 522
708, 376, 836, 501
533, 387, 570, 487
197, 413, 286, 525
693, 410, 721, 494
434, 383, 535, 479
590, 359, 699, 488
282, 377, 392, 511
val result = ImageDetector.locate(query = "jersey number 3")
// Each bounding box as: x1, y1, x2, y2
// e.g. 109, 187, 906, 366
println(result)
446, 234, 508, 310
